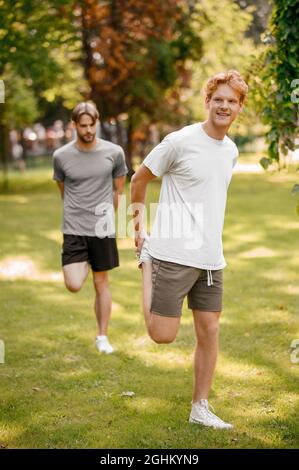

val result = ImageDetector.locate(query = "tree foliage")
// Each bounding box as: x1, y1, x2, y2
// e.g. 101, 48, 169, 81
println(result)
0, 0, 83, 188
2, 66, 39, 128
0, 0, 77, 81
234, 0, 272, 43
250, 0, 298, 165
79, 0, 203, 170
249, 0, 299, 212
189, 0, 257, 129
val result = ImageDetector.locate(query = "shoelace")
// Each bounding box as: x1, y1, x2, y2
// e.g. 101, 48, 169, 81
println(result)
202, 401, 217, 418
194, 401, 226, 425
207, 402, 216, 413
207, 407, 228, 426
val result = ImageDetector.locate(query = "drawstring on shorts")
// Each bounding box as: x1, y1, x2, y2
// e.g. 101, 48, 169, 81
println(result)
207, 270, 214, 287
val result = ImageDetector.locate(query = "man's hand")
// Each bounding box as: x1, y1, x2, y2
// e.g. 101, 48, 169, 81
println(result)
130, 164, 156, 258
135, 232, 146, 258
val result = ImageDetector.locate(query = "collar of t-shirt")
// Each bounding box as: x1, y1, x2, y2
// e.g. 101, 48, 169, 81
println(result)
74, 139, 102, 154
198, 123, 227, 146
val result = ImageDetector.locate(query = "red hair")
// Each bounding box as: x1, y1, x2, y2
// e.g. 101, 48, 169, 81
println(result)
205, 70, 248, 105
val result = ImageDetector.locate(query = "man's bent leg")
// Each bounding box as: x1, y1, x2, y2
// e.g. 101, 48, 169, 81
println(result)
63, 261, 89, 292
141, 261, 153, 329
148, 314, 181, 344
142, 262, 180, 343
192, 310, 221, 401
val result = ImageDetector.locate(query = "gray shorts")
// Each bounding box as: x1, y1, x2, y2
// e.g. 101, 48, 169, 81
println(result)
151, 258, 223, 317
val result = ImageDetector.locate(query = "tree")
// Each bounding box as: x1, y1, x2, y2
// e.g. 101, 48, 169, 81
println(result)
249, 0, 299, 212
79, 0, 203, 174
0, 0, 78, 189
234, 0, 272, 43
188, 0, 257, 125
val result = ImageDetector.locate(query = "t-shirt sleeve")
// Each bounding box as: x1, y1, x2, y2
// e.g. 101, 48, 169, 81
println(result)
232, 145, 239, 168
142, 136, 177, 177
52, 153, 65, 181
113, 147, 128, 178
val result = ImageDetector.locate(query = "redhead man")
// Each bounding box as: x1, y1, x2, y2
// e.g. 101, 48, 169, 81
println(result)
131, 71, 248, 428
53, 102, 127, 354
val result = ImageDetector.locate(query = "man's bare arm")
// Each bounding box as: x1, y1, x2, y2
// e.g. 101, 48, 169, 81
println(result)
130, 164, 157, 251
113, 175, 126, 210
56, 181, 64, 199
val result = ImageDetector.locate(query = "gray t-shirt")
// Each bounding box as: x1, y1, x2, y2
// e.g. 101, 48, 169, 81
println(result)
53, 139, 128, 236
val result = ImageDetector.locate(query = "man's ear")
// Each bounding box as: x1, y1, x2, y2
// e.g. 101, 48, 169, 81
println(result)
204, 96, 210, 110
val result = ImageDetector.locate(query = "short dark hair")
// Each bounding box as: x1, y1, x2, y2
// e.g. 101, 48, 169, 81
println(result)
72, 102, 99, 124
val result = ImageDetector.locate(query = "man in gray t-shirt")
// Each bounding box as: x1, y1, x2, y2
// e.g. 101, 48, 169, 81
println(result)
53, 102, 128, 354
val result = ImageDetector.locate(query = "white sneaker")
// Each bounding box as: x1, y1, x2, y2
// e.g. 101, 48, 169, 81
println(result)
189, 399, 233, 430
95, 336, 114, 354
137, 233, 152, 268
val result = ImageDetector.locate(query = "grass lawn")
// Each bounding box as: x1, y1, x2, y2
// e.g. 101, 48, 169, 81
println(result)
0, 162, 298, 449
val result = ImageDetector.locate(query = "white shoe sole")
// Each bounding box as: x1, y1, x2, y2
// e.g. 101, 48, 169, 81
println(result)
95, 343, 114, 354
189, 416, 233, 430
99, 348, 114, 354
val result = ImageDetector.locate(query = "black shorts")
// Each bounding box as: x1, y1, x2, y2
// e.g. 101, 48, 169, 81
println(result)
62, 234, 119, 272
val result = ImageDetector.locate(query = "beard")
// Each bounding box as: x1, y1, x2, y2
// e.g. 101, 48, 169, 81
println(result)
77, 132, 96, 144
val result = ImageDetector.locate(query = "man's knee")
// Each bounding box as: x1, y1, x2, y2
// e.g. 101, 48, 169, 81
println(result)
65, 280, 83, 293
147, 312, 180, 344
197, 322, 219, 342
63, 263, 88, 293
150, 333, 176, 344
148, 326, 177, 344
93, 274, 109, 294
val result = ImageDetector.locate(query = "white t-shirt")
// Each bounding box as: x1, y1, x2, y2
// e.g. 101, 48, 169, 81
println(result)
142, 122, 238, 270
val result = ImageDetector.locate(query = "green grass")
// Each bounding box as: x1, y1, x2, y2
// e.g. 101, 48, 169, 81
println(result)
0, 163, 299, 449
